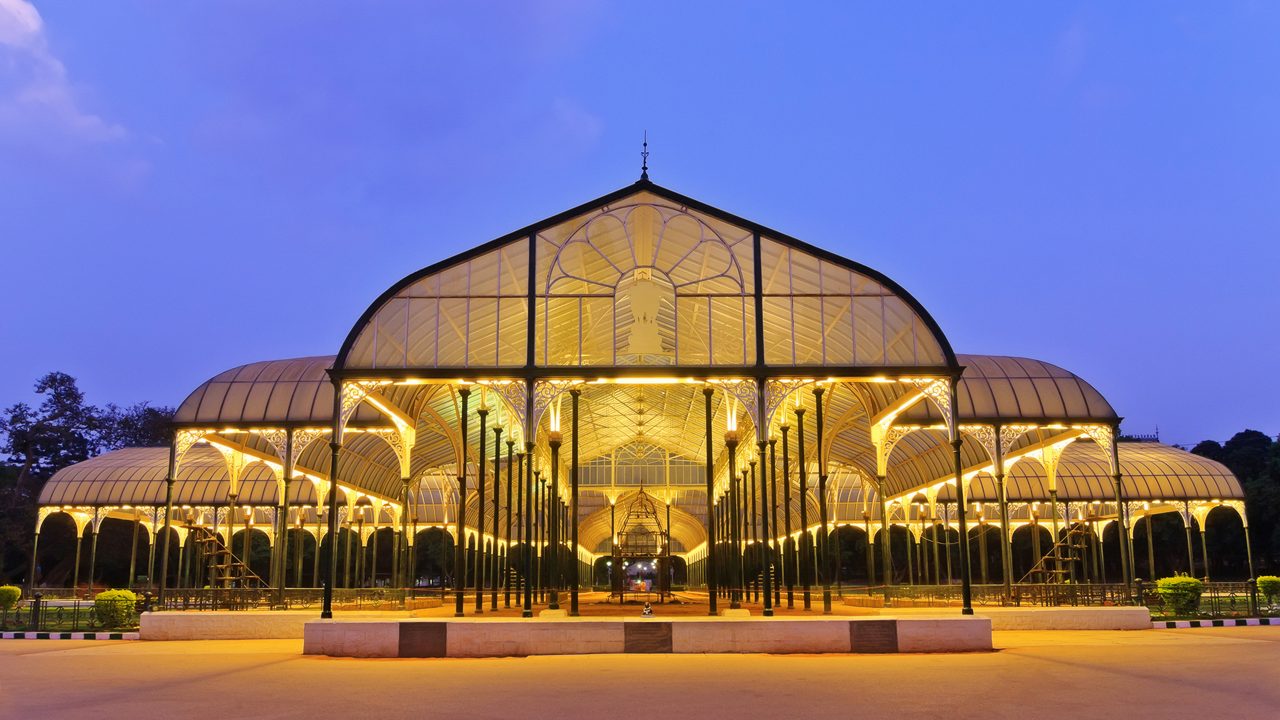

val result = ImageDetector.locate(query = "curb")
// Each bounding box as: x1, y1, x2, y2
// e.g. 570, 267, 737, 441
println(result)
1154, 618, 1275, 629
1, 631, 139, 640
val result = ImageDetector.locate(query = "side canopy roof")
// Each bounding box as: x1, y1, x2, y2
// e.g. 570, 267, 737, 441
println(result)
174, 356, 384, 427
336, 180, 958, 373
900, 354, 1118, 424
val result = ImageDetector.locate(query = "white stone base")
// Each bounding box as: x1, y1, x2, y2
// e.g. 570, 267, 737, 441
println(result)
302, 615, 993, 658
140, 611, 313, 640
978, 607, 1151, 631
303, 620, 400, 657
537, 609, 569, 618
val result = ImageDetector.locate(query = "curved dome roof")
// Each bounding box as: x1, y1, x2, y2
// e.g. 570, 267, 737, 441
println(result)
174, 356, 384, 427
38, 446, 313, 507
901, 354, 1117, 423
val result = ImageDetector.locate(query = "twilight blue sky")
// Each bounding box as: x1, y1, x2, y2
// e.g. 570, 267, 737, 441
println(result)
1, 1, 1277, 446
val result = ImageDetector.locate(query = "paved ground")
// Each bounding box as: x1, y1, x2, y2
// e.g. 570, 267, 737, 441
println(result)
2, 627, 1277, 720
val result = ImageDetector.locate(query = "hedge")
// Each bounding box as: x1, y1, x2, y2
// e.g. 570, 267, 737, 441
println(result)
1258, 576, 1280, 605
94, 589, 138, 628
1156, 575, 1204, 616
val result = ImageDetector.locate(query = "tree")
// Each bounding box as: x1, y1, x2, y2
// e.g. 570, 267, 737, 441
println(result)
0, 372, 103, 494
1192, 430, 1280, 576
100, 402, 174, 449
0, 373, 174, 584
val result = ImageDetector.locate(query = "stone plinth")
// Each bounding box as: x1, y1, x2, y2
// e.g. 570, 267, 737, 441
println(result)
303, 615, 992, 658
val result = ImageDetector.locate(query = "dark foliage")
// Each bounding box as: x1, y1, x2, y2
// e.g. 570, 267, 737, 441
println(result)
1190, 430, 1280, 576
0, 373, 174, 584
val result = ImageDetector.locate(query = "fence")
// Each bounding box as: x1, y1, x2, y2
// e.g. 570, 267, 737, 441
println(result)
158, 587, 451, 612
1138, 580, 1268, 620
1, 594, 141, 632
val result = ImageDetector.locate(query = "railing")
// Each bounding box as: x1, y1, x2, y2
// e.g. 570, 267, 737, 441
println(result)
157, 586, 451, 612
1139, 580, 1269, 620
839, 583, 1136, 608
1, 594, 141, 632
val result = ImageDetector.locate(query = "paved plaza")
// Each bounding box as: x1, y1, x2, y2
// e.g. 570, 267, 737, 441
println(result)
2, 627, 1277, 719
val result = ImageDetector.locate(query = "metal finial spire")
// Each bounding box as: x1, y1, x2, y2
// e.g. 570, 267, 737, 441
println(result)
640, 130, 649, 181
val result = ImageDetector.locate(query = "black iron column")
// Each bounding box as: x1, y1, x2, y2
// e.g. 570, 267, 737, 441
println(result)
795, 404, 810, 610
492, 425, 502, 611
159, 441, 178, 604
537, 471, 545, 602
757, 437, 774, 616
749, 456, 758, 602
781, 422, 793, 608
951, 389, 974, 615
276, 428, 293, 605
863, 512, 874, 586
475, 404, 488, 613
878, 480, 893, 586
453, 387, 469, 617
322, 377, 344, 617
726, 430, 741, 609
814, 386, 832, 614
769, 437, 779, 606
994, 423, 1013, 600
570, 388, 581, 616
516, 449, 525, 608
505, 438, 514, 608
522, 443, 534, 617
702, 387, 718, 614
548, 428, 562, 611
1110, 433, 1132, 587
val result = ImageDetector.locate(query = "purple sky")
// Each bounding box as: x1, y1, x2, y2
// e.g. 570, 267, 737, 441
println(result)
2, 1, 1277, 447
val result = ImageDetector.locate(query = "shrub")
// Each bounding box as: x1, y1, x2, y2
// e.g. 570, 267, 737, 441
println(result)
1156, 575, 1204, 616
0, 586, 20, 614
1258, 576, 1280, 605
0, 585, 20, 626
94, 589, 138, 629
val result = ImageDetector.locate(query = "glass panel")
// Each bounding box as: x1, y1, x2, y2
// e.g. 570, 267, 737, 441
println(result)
374, 298, 408, 368
405, 299, 439, 367
467, 298, 499, 366
497, 298, 528, 366
675, 296, 710, 365
792, 296, 823, 364
821, 296, 855, 365
852, 296, 886, 365
436, 298, 469, 366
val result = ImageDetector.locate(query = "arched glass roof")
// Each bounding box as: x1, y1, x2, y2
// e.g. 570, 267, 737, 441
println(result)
337, 181, 955, 373
900, 354, 1117, 423
37, 446, 310, 507
174, 356, 385, 427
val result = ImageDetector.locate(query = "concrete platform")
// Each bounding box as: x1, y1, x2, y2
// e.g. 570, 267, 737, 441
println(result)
142, 611, 316, 640
302, 615, 992, 658
141, 610, 411, 640
978, 606, 1151, 630
889, 606, 1152, 630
